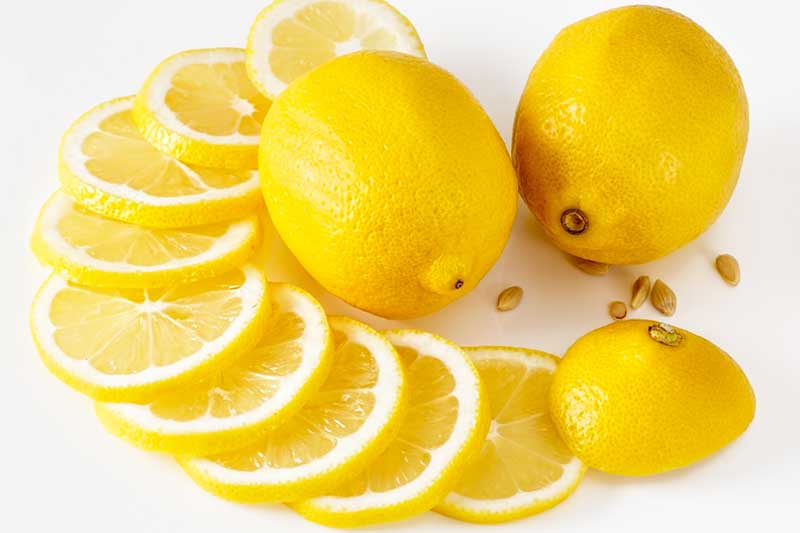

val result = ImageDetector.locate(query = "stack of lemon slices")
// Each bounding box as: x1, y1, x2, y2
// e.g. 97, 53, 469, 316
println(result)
29, 0, 584, 527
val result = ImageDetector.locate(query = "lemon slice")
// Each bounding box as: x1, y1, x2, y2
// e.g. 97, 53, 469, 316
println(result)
293, 329, 489, 528
246, 0, 426, 99
59, 96, 261, 228
436, 347, 586, 524
30, 265, 269, 403
134, 48, 271, 170
31, 191, 259, 288
95, 283, 332, 456
180, 316, 406, 502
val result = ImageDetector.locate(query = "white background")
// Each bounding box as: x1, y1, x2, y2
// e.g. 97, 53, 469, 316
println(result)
2, 0, 798, 531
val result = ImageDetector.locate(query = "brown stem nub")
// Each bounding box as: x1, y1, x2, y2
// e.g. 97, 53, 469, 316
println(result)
648, 323, 683, 347
454, 279, 464, 290
561, 208, 588, 235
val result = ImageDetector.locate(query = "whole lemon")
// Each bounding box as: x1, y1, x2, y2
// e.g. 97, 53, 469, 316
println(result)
260, 51, 517, 319
513, 6, 748, 264
549, 320, 755, 476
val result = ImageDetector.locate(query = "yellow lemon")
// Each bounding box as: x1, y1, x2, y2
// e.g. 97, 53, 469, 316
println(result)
513, 6, 748, 264
260, 51, 517, 319
549, 320, 756, 476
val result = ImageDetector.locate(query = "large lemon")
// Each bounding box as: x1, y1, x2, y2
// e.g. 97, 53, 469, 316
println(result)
513, 6, 748, 264
260, 51, 517, 319
549, 320, 755, 476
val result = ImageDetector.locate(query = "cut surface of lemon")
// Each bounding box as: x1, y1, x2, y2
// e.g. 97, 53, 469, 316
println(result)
246, 0, 426, 99
180, 316, 406, 502
95, 283, 332, 456
134, 48, 271, 170
436, 346, 585, 524
31, 191, 259, 288
59, 96, 261, 228
30, 265, 269, 403
293, 329, 489, 528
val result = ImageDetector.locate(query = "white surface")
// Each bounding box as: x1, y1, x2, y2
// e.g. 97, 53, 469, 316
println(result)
2, 0, 797, 531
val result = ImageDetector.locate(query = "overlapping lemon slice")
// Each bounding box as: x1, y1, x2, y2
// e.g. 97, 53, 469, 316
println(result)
436, 347, 585, 523
246, 0, 426, 99
180, 316, 406, 502
293, 329, 489, 528
59, 96, 261, 228
31, 191, 259, 288
134, 48, 271, 170
95, 283, 332, 456
30, 265, 269, 402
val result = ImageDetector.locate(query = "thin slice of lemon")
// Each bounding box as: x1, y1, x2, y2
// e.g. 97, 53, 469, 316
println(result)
31, 191, 259, 288
292, 329, 489, 528
59, 96, 262, 228
180, 316, 406, 502
30, 265, 269, 403
436, 347, 586, 523
95, 283, 332, 456
134, 48, 271, 170
246, 0, 426, 99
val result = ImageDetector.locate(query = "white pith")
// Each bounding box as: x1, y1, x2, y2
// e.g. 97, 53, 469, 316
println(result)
31, 265, 266, 388
142, 48, 261, 146
183, 316, 404, 486
97, 284, 330, 435
60, 96, 259, 206
441, 347, 584, 516
36, 191, 256, 274
302, 330, 483, 513
247, 0, 426, 98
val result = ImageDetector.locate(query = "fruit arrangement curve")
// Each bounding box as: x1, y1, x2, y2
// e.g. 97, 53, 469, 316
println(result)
29, 0, 756, 528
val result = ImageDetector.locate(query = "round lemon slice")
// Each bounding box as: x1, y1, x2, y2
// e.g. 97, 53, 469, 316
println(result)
95, 283, 332, 456
30, 265, 269, 403
246, 0, 426, 99
134, 48, 271, 170
436, 347, 586, 524
180, 316, 406, 502
59, 96, 262, 228
31, 191, 259, 288
292, 329, 489, 528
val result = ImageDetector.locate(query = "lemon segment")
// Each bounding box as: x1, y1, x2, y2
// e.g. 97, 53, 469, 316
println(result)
59, 96, 261, 228
30, 265, 269, 403
436, 347, 585, 524
31, 191, 259, 288
292, 329, 489, 528
246, 0, 426, 99
134, 48, 271, 170
179, 316, 407, 502
95, 283, 332, 456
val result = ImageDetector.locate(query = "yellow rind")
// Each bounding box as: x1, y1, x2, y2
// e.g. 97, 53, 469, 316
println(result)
133, 48, 261, 170
94, 284, 334, 456
435, 346, 587, 524
29, 269, 271, 403
179, 316, 409, 503
291, 328, 491, 528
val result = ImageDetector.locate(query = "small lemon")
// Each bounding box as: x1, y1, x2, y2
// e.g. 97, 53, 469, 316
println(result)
549, 320, 755, 476
513, 6, 748, 264
260, 51, 517, 319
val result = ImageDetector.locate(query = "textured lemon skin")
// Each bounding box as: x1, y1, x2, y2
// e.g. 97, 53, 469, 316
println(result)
435, 346, 586, 524
291, 329, 491, 528
549, 320, 756, 476
180, 317, 409, 503
133, 48, 263, 170
59, 97, 264, 229
261, 51, 518, 319
513, 6, 748, 264
29, 271, 271, 403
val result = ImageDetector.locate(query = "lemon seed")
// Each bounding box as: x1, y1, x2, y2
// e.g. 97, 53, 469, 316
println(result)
609, 301, 627, 320
575, 259, 610, 276
496, 286, 523, 312
715, 254, 740, 286
630, 275, 651, 309
651, 279, 676, 316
